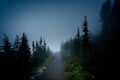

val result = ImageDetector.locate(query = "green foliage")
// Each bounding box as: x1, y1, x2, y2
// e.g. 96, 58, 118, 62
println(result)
42, 54, 53, 67
64, 55, 92, 80
32, 54, 53, 74
60, 17, 95, 80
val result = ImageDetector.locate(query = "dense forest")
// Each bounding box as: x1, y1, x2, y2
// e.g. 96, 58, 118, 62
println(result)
60, 0, 118, 80
0, 33, 52, 80
0, 0, 118, 80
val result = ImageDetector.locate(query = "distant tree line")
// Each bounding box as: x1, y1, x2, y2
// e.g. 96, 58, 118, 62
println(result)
0, 33, 51, 80
31, 37, 51, 68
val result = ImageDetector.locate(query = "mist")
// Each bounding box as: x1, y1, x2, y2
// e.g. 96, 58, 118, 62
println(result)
0, 0, 105, 52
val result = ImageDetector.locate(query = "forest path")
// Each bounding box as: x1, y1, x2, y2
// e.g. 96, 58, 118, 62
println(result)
31, 53, 67, 80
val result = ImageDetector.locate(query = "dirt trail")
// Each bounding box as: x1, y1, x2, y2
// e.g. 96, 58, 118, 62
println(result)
39, 53, 67, 80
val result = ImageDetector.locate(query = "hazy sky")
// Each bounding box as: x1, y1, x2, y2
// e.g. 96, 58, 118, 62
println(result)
0, 0, 105, 52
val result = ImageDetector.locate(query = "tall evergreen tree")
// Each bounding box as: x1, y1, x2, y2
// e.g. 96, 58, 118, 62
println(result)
82, 16, 89, 47
100, 0, 112, 44
2, 34, 11, 53
100, 0, 111, 22
111, 0, 120, 42
72, 28, 81, 56
32, 41, 35, 54
43, 38, 47, 48
82, 16, 90, 58
39, 36, 42, 46
46, 47, 51, 57
76, 27, 80, 40
43, 38, 47, 59
19, 32, 31, 77
33, 41, 42, 66
14, 35, 20, 51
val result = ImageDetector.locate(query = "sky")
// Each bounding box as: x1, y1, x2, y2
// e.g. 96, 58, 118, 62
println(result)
0, 0, 105, 52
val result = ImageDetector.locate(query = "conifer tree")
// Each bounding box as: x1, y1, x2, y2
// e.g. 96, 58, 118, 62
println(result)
14, 35, 20, 51
111, 0, 120, 42
100, 0, 111, 44
2, 34, 11, 53
32, 41, 35, 54
82, 16, 89, 47
19, 33, 31, 76
82, 16, 90, 58
72, 28, 81, 56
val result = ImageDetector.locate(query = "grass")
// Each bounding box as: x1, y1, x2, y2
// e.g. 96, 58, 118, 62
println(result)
41, 54, 54, 67
64, 55, 92, 80
31, 54, 54, 75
